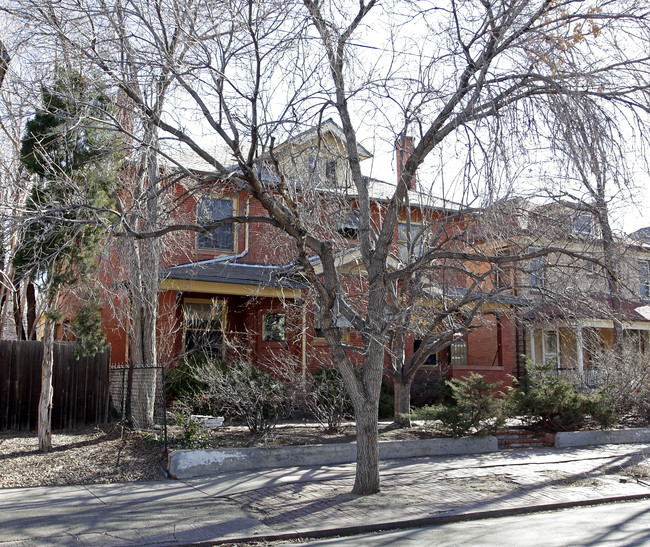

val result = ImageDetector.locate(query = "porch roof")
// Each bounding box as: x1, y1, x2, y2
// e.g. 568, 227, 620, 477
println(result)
524, 295, 650, 324
161, 261, 305, 298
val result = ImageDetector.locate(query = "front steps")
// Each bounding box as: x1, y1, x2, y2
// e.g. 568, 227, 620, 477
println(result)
496, 428, 555, 449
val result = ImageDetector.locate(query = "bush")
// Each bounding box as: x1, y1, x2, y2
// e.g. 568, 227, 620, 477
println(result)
506, 359, 616, 431
165, 353, 211, 401
167, 400, 215, 448
566, 348, 650, 419
410, 370, 454, 408
412, 373, 505, 437
191, 360, 291, 437
306, 367, 353, 433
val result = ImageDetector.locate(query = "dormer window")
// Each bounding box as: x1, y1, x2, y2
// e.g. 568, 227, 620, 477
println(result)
573, 214, 593, 236
197, 197, 234, 251
326, 160, 337, 184
308, 157, 337, 185
308, 156, 320, 182
640, 260, 650, 298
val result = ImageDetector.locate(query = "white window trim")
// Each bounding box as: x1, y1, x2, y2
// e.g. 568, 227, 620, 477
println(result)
542, 329, 560, 369
639, 260, 650, 298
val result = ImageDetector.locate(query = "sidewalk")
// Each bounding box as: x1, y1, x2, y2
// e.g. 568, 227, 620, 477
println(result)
2, 443, 650, 546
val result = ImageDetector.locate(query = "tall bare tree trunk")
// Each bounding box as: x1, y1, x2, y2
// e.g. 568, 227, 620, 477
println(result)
352, 398, 380, 495
38, 308, 56, 452
126, 126, 160, 428
392, 375, 414, 426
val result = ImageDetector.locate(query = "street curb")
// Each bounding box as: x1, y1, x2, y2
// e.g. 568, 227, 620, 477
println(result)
168, 436, 498, 479
555, 427, 650, 448
184, 492, 650, 546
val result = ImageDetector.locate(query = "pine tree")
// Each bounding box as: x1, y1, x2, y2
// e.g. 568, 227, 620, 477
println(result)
17, 68, 118, 451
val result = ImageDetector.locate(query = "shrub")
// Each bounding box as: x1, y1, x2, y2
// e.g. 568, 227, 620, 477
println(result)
165, 353, 211, 400
506, 359, 616, 431
410, 370, 454, 408
412, 373, 506, 437
306, 367, 353, 433
191, 360, 291, 437
566, 348, 650, 419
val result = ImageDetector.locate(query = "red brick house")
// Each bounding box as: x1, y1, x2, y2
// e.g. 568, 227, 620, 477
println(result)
101, 120, 520, 393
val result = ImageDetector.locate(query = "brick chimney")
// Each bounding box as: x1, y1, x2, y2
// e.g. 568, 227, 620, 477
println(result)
395, 135, 416, 190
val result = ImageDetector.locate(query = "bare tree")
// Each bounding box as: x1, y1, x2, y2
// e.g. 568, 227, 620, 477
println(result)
8, 0, 650, 493
543, 96, 638, 354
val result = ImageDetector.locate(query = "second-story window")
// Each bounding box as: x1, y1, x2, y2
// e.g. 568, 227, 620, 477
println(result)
398, 222, 425, 263
529, 247, 545, 290
640, 260, 650, 298
197, 197, 234, 251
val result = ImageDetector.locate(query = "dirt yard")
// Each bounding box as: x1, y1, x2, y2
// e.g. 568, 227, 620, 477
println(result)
0, 425, 167, 488
0, 421, 433, 488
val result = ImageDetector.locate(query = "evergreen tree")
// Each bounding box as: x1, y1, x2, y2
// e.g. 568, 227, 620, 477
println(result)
17, 68, 118, 451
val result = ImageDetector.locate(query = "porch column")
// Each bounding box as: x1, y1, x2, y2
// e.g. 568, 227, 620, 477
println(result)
576, 326, 584, 380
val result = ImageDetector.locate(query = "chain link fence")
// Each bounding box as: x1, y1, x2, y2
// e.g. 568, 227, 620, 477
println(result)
109, 364, 168, 449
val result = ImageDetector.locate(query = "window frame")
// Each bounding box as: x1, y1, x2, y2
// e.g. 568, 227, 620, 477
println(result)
573, 214, 593, 236
183, 299, 227, 359
196, 196, 237, 252
398, 221, 426, 264
542, 329, 560, 369
639, 260, 650, 298
312, 302, 351, 342
325, 160, 337, 184
528, 247, 546, 291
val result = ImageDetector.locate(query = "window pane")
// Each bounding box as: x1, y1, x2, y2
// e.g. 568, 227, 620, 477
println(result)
262, 313, 285, 341
640, 261, 650, 298
184, 302, 223, 359
574, 214, 592, 235
544, 331, 558, 354
308, 157, 320, 182
529, 248, 545, 289
398, 222, 425, 263
198, 198, 234, 250
326, 160, 336, 183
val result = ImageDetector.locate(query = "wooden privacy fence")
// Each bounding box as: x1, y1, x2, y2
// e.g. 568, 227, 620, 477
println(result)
0, 340, 110, 431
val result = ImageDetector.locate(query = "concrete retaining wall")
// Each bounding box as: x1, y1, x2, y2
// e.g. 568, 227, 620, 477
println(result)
168, 436, 498, 479
554, 427, 650, 448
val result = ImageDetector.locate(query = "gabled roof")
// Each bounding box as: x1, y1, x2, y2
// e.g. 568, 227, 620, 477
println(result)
279, 118, 373, 160
631, 227, 650, 245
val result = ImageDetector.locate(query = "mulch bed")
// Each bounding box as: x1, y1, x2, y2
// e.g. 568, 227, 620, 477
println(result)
0, 425, 167, 489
